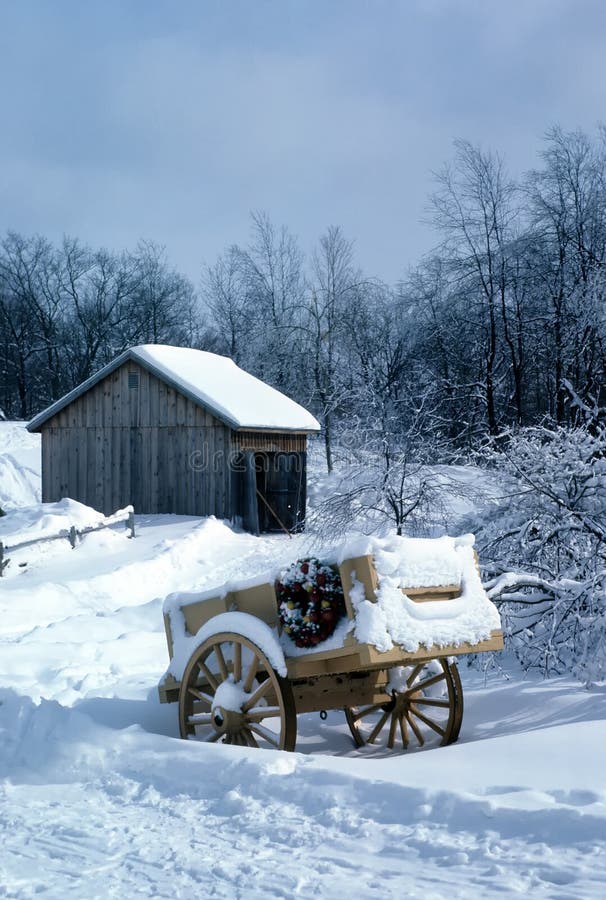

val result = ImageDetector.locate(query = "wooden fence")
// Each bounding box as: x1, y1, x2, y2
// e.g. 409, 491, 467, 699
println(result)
0, 507, 135, 577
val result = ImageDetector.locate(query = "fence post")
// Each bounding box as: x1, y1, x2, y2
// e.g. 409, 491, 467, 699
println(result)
68, 526, 77, 549
127, 509, 135, 539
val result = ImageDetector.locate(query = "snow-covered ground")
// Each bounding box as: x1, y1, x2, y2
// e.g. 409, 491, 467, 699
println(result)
0, 421, 40, 510
1, 422, 605, 898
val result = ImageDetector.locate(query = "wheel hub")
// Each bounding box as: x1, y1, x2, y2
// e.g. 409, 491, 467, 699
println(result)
210, 704, 246, 738
392, 687, 421, 715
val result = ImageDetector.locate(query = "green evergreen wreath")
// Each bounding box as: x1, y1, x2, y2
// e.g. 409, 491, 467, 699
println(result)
277, 558, 346, 648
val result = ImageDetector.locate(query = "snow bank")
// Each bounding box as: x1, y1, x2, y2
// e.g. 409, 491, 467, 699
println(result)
0, 498, 110, 545
0, 421, 41, 509
0, 454, 40, 510
1, 683, 606, 899
0, 420, 41, 463
0, 689, 100, 778
0, 515, 305, 701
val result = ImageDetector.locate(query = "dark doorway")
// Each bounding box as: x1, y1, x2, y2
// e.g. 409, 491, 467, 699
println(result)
255, 451, 306, 533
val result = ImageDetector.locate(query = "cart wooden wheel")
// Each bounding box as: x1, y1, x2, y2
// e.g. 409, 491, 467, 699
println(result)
344, 658, 463, 752
178, 631, 297, 751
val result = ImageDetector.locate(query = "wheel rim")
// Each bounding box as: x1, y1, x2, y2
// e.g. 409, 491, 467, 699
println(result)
344, 658, 462, 752
178, 631, 297, 751
448, 658, 464, 743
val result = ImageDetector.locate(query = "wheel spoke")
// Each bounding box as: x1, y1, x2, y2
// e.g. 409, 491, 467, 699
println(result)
367, 707, 391, 744
352, 701, 392, 722
404, 672, 446, 695
197, 661, 219, 692
243, 654, 260, 693
233, 641, 242, 683
242, 677, 272, 712
412, 698, 450, 708
405, 711, 425, 746
214, 644, 229, 682
406, 664, 424, 688
187, 712, 213, 725
387, 711, 398, 749
399, 714, 409, 749
409, 705, 445, 737
243, 728, 259, 749
203, 730, 222, 743
188, 687, 214, 707
249, 723, 280, 749
246, 706, 283, 722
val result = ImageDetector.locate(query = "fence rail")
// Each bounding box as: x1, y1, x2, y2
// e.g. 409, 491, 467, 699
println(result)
0, 507, 135, 577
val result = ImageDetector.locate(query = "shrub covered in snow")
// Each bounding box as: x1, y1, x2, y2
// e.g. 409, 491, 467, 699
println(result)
473, 423, 606, 681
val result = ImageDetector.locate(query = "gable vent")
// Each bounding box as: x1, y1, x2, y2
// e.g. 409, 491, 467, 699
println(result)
128, 372, 139, 389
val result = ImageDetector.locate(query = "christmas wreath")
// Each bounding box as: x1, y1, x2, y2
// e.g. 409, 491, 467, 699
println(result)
277, 558, 346, 648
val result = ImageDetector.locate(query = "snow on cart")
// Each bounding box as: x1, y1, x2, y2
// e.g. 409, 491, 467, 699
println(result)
159, 534, 503, 752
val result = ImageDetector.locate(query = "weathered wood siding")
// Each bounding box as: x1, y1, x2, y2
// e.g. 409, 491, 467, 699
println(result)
41, 361, 233, 516
233, 431, 307, 453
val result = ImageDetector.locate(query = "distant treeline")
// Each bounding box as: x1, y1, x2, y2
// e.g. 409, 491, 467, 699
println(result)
2, 125, 606, 469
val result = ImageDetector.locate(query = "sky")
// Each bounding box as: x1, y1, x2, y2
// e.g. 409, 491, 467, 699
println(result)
1, 0, 605, 285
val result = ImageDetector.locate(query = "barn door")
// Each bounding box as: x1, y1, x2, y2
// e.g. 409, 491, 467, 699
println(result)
256, 452, 306, 533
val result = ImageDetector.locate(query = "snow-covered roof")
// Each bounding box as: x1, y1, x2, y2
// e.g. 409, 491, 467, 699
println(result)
28, 344, 321, 433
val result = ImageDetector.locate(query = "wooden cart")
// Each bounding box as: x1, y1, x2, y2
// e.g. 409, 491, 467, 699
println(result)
158, 554, 503, 752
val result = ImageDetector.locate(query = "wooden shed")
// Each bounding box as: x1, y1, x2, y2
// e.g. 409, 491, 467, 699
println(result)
27, 345, 320, 533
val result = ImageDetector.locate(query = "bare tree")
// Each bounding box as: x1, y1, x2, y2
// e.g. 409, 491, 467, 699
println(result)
202, 247, 248, 360
129, 240, 198, 346
526, 126, 606, 422
305, 226, 362, 471
201, 212, 306, 400
430, 141, 520, 433
0, 232, 64, 413
60, 238, 139, 383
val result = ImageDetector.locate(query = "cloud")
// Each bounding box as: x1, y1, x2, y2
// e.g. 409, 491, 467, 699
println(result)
1, 1, 605, 283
